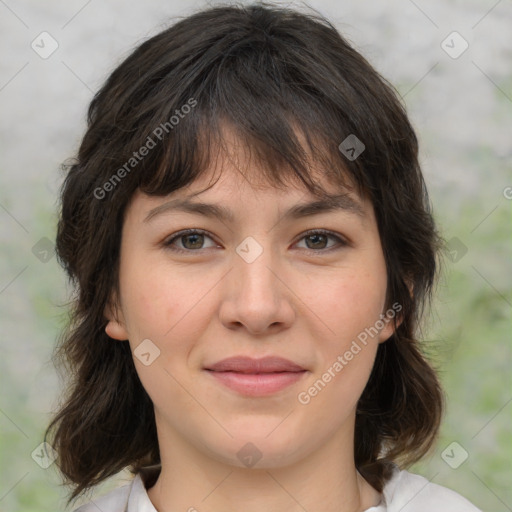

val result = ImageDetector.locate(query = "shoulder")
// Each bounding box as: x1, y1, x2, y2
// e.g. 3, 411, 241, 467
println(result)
383, 468, 482, 512
72, 480, 132, 512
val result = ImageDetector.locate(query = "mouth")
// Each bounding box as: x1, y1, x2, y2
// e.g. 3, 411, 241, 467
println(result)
203, 356, 307, 396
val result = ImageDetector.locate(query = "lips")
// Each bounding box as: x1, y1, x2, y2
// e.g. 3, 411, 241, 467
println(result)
205, 356, 306, 373
204, 356, 307, 396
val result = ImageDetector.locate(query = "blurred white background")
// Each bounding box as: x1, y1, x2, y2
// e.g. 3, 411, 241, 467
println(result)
1, 0, 511, 510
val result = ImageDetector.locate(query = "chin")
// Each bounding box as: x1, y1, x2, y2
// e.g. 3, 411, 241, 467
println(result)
198, 420, 310, 469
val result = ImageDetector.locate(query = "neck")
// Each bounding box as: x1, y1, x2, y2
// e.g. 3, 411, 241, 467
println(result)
146, 416, 381, 512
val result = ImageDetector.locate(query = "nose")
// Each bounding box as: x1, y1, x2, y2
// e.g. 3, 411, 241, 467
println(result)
218, 240, 295, 336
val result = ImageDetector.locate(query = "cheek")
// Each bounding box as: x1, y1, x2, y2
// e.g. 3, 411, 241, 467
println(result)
296, 267, 386, 411
120, 264, 207, 411
299, 275, 383, 414
121, 259, 192, 337
120, 261, 217, 375
122, 284, 171, 340
309, 268, 387, 336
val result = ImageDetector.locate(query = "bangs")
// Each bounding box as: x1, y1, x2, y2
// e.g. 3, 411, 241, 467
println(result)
142, 112, 361, 201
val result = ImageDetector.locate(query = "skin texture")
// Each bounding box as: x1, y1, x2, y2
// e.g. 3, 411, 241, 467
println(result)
105, 136, 396, 512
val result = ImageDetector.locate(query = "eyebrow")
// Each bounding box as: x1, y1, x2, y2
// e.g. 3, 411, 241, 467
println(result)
143, 193, 365, 224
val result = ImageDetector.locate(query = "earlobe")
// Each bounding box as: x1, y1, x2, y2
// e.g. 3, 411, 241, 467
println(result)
104, 300, 129, 341
105, 320, 129, 341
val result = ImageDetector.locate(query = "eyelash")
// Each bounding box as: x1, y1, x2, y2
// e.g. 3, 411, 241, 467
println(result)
162, 228, 348, 255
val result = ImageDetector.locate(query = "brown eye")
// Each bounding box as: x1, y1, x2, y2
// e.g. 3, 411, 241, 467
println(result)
180, 233, 205, 250
296, 230, 347, 252
304, 233, 329, 249
164, 229, 218, 253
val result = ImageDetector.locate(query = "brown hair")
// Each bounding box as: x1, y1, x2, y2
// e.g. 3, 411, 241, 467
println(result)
46, 1, 444, 502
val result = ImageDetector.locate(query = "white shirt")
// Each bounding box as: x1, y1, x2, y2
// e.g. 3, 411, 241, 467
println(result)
74, 466, 482, 512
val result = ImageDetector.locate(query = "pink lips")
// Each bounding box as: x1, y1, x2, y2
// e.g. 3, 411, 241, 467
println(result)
204, 356, 307, 396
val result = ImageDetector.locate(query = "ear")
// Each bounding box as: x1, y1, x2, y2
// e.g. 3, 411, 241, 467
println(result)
104, 295, 129, 341
377, 303, 404, 344
377, 311, 397, 344
378, 279, 412, 344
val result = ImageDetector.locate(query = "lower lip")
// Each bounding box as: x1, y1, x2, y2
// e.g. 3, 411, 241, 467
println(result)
205, 370, 307, 396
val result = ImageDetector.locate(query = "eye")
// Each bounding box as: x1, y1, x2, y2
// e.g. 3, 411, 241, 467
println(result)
163, 229, 219, 253
294, 229, 347, 252
162, 228, 348, 254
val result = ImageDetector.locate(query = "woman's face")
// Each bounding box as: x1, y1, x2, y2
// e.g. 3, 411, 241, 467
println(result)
105, 144, 395, 469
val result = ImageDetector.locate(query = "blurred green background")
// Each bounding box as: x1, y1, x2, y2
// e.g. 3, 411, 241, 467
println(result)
1, 0, 511, 510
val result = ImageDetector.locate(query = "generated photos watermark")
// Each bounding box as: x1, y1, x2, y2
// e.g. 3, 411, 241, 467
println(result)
94, 97, 197, 200
297, 302, 402, 405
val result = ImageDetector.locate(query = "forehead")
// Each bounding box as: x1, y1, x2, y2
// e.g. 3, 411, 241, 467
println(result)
134, 168, 371, 236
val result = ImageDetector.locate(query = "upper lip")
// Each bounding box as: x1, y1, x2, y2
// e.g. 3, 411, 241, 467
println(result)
205, 356, 306, 373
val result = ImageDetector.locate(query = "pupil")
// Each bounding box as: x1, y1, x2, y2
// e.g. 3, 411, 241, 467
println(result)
184, 234, 203, 249
307, 234, 326, 249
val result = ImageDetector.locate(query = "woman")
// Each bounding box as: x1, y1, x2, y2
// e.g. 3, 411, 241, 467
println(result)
46, 3, 481, 511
